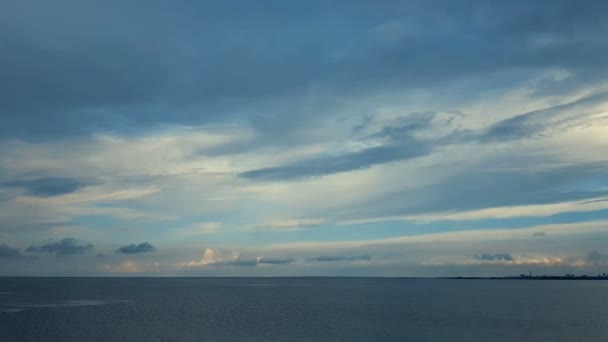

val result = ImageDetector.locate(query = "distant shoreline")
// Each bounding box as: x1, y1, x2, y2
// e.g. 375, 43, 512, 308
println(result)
1, 275, 608, 279
443, 276, 608, 280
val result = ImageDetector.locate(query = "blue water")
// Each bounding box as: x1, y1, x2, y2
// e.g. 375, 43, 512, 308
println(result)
1, 277, 606, 341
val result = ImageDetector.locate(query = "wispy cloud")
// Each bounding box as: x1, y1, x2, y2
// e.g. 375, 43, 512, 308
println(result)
309, 255, 372, 262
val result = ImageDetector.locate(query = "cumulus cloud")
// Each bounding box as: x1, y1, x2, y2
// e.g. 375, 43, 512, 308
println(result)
177, 248, 296, 268
26, 238, 94, 256
473, 253, 514, 262
309, 255, 372, 262
177, 248, 225, 268
115, 242, 156, 254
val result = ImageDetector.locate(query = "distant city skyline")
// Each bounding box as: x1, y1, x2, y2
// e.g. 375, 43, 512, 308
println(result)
1, 0, 608, 276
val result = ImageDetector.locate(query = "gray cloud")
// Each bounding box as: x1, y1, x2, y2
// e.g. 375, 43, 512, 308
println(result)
258, 257, 296, 265
0, 177, 85, 197
309, 255, 372, 262
478, 91, 608, 143
240, 91, 608, 182
585, 250, 608, 266
27, 238, 94, 256
532, 232, 547, 237
209, 258, 259, 267
473, 253, 514, 261
0, 244, 36, 260
228, 259, 259, 267
115, 242, 156, 254
369, 112, 437, 141
239, 112, 442, 181
334, 160, 608, 221
240, 142, 431, 181
1, 1, 607, 140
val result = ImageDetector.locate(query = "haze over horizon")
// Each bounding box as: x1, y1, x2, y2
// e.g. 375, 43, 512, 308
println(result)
1, 0, 608, 277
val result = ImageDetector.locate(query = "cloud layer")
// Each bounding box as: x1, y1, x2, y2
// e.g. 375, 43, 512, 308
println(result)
0, 1, 608, 276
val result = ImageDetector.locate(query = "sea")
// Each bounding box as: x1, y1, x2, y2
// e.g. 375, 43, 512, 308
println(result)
0, 277, 606, 341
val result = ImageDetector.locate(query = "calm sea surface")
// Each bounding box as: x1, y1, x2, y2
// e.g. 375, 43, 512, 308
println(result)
0, 277, 606, 341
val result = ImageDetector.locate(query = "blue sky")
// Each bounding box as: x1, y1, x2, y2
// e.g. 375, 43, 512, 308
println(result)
1, 0, 608, 276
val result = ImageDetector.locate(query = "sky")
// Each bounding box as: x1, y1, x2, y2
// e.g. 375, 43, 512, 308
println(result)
1, 0, 608, 276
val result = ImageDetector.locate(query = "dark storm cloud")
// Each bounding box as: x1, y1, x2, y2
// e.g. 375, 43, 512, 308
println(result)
258, 257, 296, 265
0, 244, 36, 260
115, 242, 156, 254
473, 253, 514, 261
26, 238, 94, 256
0, 177, 85, 197
1, 1, 608, 139
309, 255, 372, 262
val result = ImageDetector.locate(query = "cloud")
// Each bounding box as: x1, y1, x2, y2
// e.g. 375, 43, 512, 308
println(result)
102, 260, 145, 273
180, 248, 218, 267
253, 219, 326, 231
585, 250, 608, 266
239, 142, 432, 181
177, 248, 296, 268
473, 253, 514, 261
478, 91, 608, 143
1, 0, 607, 142
309, 255, 372, 262
224, 258, 258, 267
239, 112, 448, 182
258, 257, 296, 265
0, 177, 86, 197
0, 244, 36, 260
2, 1, 608, 277
239, 91, 608, 182
532, 232, 547, 237
115, 242, 156, 254
26, 238, 94, 256
337, 160, 608, 223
